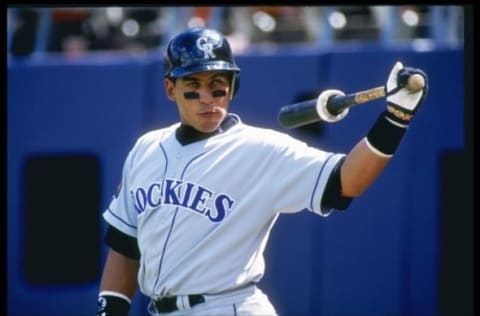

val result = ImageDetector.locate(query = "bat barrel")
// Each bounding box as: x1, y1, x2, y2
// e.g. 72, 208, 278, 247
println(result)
278, 86, 386, 129
278, 94, 357, 129
278, 99, 319, 129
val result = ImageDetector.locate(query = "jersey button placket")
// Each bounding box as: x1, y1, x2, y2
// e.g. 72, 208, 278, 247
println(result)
173, 150, 185, 178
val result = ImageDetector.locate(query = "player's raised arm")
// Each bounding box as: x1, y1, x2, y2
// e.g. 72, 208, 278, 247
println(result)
339, 61, 428, 197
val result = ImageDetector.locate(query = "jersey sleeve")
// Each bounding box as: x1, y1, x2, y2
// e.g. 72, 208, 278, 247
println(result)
102, 144, 139, 238
105, 224, 141, 259
267, 133, 345, 217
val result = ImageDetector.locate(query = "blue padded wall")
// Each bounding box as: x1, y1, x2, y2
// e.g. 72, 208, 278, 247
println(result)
7, 47, 464, 316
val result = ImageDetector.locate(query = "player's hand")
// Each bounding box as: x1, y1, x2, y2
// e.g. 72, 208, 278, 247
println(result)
316, 89, 349, 122
385, 61, 428, 126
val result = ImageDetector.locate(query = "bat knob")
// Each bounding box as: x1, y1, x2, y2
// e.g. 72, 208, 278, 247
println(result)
397, 68, 426, 92
407, 74, 425, 92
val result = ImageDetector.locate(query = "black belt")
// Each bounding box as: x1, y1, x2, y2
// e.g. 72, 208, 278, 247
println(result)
154, 294, 205, 313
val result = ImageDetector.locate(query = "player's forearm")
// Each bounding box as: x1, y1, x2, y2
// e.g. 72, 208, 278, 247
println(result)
100, 248, 139, 298
340, 138, 390, 197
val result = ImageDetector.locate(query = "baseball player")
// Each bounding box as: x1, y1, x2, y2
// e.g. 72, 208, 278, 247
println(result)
96, 27, 428, 316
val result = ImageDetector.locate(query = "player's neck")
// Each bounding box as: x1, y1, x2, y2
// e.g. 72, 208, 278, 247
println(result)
176, 114, 238, 145
176, 125, 218, 145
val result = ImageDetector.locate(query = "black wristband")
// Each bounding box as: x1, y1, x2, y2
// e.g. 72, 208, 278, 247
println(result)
97, 293, 130, 316
366, 111, 407, 156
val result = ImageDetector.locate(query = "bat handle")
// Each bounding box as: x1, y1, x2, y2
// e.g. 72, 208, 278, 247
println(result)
326, 85, 386, 116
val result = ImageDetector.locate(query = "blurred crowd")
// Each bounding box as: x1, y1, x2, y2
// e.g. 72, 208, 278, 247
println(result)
7, 6, 464, 58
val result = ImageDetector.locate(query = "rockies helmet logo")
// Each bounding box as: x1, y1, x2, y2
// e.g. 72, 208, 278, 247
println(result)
196, 36, 216, 59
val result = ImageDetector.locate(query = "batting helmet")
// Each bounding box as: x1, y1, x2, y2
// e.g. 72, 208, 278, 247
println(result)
164, 27, 240, 98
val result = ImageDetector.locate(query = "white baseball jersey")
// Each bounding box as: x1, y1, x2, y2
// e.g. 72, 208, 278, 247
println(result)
103, 113, 344, 300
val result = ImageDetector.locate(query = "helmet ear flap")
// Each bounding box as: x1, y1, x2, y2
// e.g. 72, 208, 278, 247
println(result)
230, 73, 240, 100
163, 41, 173, 78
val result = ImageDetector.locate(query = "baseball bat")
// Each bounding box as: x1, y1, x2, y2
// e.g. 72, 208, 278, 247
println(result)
278, 73, 425, 129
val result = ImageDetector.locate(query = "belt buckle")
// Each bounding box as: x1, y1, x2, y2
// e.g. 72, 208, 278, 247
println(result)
155, 295, 205, 313
154, 296, 177, 313
189, 294, 205, 307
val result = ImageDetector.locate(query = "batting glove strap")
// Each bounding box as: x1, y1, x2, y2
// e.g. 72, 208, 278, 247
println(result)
316, 89, 349, 122
97, 291, 131, 316
385, 61, 428, 126
366, 111, 408, 157
384, 104, 413, 127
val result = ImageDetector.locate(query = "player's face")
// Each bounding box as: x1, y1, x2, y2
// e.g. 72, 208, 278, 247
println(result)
165, 71, 231, 133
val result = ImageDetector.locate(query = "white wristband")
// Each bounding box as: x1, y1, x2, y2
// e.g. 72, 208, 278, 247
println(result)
99, 290, 131, 304
364, 137, 393, 158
